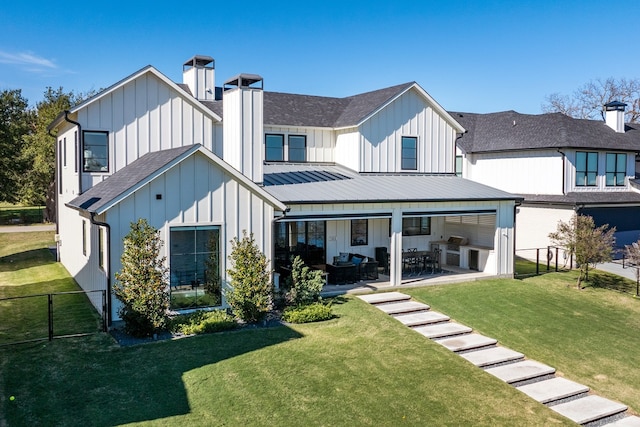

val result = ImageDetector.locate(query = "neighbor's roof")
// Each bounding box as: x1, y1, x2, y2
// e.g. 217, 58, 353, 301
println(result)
263, 163, 520, 204
521, 192, 640, 206
453, 110, 640, 153
68, 145, 285, 214
201, 82, 464, 131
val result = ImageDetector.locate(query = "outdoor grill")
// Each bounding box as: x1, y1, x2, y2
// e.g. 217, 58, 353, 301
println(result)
446, 235, 468, 266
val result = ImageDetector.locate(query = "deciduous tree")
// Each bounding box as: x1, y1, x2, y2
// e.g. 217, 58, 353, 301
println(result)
549, 214, 615, 289
625, 240, 640, 297
0, 89, 31, 203
542, 77, 640, 123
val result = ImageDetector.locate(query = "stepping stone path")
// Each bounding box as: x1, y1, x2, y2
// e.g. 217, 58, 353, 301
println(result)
358, 291, 638, 426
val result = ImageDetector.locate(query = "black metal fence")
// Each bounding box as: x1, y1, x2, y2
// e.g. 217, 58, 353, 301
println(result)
0, 206, 45, 225
515, 246, 573, 278
0, 290, 106, 346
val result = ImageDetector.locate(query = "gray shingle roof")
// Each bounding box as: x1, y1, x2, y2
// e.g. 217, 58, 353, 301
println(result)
453, 110, 640, 153
521, 192, 640, 206
263, 163, 520, 204
200, 82, 415, 128
67, 145, 196, 213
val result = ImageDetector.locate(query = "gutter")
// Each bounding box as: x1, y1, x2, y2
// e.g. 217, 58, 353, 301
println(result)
90, 213, 112, 327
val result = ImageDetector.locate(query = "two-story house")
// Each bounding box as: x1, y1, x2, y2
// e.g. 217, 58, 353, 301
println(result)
48, 55, 520, 324
454, 103, 640, 255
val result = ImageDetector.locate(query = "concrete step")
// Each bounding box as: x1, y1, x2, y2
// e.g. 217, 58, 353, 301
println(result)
604, 416, 640, 426
551, 395, 628, 425
436, 333, 497, 352
393, 310, 449, 327
357, 292, 411, 305
375, 301, 430, 315
459, 346, 524, 368
412, 321, 472, 339
516, 377, 589, 405
485, 360, 556, 385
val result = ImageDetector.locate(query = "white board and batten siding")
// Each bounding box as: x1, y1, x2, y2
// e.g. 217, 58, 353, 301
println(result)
354, 88, 457, 174
264, 125, 334, 163
102, 151, 277, 320
516, 206, 575, 252
465, 150, 564, 195
75, 71, 222, 190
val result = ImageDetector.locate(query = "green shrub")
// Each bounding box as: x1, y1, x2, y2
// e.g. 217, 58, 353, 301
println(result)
285, 256, 324, 306
114, 219, 170, 337
224, 231, 273, 323
282, 302, 334, 324
170, 310, 237, 335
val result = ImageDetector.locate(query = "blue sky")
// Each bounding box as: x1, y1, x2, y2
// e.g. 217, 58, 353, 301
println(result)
1, 0, 639, 114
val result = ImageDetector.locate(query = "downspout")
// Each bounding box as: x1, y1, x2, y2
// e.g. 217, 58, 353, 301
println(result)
90, 213, 112, 327
47, 126, 60, 237
557, 149, 566, 195
62, 111, 83, 195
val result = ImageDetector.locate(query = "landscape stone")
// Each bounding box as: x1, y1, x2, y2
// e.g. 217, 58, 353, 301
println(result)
392, 310, 449, 327
551, 395, 627, 425
375, 301, 430, 315
484, 360, 555, 384
436, 333, 497, 352
459, 346, 524, 367
357, 292, 410, 305
412, 322, 472, 339
516, 377, 588, 404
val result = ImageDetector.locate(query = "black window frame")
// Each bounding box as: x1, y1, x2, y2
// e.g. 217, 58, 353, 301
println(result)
265, 133, 285, 162
83, 130, 109, 173
575, 151, 598, 187
401, 136, 418, 170
350, 219, 368, 246
605, 152, 626, 187
402, 217, 431, 236
288, 135, 307, 162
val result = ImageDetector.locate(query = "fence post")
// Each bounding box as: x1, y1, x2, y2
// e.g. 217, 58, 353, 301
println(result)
536, 249, 540, 275
555, 247, 559, 272
48, 294, 54, 341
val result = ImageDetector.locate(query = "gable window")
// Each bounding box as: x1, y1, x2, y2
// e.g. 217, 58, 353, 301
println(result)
351, 219, 368, 246
170, 226, 221, 309
83, 131, 109, 172
575, 151, 597, 187
58, 139, 63, 194
402, 217, 431, 236
288, 135, 306, 162
401, 136, 417, 170
606, 153, 626, 187
265, 134, 284, 161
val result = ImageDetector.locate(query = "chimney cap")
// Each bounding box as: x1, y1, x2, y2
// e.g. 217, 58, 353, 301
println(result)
223, 73, 263, 90
604, 100, 627, 111
183, 55, 214, 70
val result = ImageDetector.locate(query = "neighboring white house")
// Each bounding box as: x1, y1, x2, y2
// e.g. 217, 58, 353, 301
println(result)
48, 55, 521, 324
453, 104, 640, 255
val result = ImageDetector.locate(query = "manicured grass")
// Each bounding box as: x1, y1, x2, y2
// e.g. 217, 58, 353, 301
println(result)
0, 231, 101, 344
0, 297, 571, 426
406, 270, 640, 415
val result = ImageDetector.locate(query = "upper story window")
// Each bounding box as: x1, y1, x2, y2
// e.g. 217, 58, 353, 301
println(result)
606, 153, 626, 187
83, 131, 109, 172
455, 155, 463, 177
401, 136, 417, 170
288, 135, 306, 162
265, 134, 284, 161
575, 151, 597, 187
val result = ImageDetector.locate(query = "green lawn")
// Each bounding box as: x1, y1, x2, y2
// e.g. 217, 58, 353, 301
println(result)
406, 270, 640, 415
2, 232, 637, 426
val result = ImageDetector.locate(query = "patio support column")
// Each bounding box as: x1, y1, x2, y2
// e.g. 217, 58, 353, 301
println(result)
390, 208, 403, 286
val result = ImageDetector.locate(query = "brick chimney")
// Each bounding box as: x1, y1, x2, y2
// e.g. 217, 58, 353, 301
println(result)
604, 100, 627, 133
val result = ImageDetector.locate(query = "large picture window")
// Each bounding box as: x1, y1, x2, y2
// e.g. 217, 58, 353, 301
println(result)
606, 153, 626, 187
351, 219, 368, 246
402, 217, 431, 236
575, 151, 597, 187
288, 135, 306, 162
169, 226, 221, 309
274, 221, 326, 269
401, 136, 417, 170
265, 134, 284, 161
83, 131, 109, 172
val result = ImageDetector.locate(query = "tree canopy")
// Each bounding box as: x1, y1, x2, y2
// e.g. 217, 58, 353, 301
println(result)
0, 89, 31, 203
548, 214, 615, 289
542, 77, 640, 123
